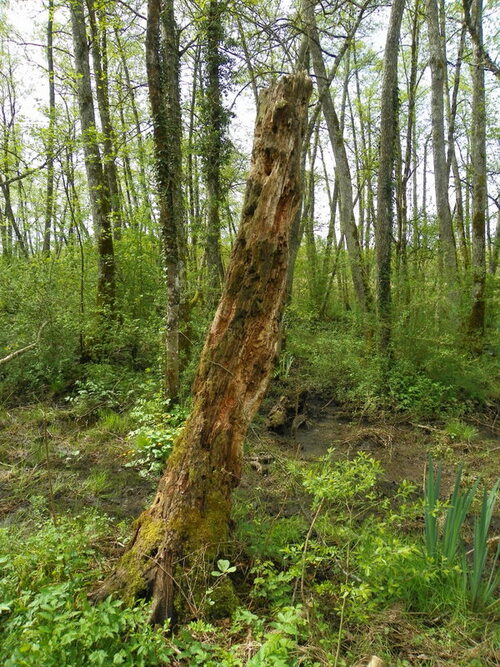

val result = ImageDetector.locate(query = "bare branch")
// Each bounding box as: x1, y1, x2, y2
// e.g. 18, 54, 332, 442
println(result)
0, 322, 47, 368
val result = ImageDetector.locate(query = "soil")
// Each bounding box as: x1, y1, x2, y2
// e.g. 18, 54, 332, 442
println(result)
0, 405, 155, 526
1, 400, 498, 528
241, 401, 500, 537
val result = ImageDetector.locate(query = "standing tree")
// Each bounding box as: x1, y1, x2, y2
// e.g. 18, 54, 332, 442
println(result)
42, 0, 56, 256
426, 0, 457, 282
375, 0, 406, 351
303, 0, 371, 313
87, 0, 123, 239
69, 0, 116, 314
93, 72, 312, 625
146, 0, 185, 401
467, 0, 487, 339
201, 0, 231, 303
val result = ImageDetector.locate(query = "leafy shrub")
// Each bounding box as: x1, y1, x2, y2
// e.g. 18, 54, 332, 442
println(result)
388, 362, 456, 418
67, 363, 145, 415
0, 514, 173, 666
125, 395, 187, 477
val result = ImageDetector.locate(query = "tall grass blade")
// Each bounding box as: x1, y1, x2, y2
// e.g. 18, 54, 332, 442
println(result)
442, 464, 479, 562
424, 457, 441, 558
468, 479, 499, 609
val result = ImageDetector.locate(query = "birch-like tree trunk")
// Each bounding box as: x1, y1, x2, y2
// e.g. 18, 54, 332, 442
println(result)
303, 0, 371, 313
42, 0, 55, 256
426, 0, 457, 280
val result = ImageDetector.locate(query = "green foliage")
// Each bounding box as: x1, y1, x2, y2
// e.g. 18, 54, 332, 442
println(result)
387, 362, 457, 418
67, 363, 146, 415
0, 514, 173, 666
444, 419, 478, 443
467, 480, 500, 610
211, 559, 237, 576
246, 606, 305, 667
424, 459, 499, 609
0, 233, 164, 405
283, 281, 499, 419
302, 449, 382, 506
235, 515, 307, 561
125, 394, 187, 478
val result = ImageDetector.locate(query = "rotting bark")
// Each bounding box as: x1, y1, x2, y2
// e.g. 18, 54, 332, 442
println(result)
92, 72, 312, 625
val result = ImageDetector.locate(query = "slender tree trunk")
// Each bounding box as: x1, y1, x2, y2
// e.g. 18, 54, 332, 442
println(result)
43, 0, 55, 256
1, 182, 28, 258
426, 0, 457, 281
446, 25, 468, 268
114, 28, 154, 228
303, 0, 371, 312
320, 142, 339, 281
146, 0, 185, 401
467, 0, 487, 339
202, 0, 228, 302
375, 0, 405, 352
490, 207, 499, 275
462, 0, 500, 80
187, 46, 201, 274
69, 0, 115, 314
304, 127, 320, 308
398, 0, 421, 296
92, 73, 312, 626
87, 0, 123, 240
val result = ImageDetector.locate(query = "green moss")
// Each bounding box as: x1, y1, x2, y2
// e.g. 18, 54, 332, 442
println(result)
166, 489, 230, 554
118, 513, 165, 602
205, 578, 240, 620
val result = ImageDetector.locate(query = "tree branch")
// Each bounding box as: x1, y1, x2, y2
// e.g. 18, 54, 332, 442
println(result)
0, 322, 47, 367
462, 0, 500, 80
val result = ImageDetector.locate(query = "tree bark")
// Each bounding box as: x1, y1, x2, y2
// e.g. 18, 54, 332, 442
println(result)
467, 0, 487, 339
146, 0, 186, 402
202, 0, 228, 302
87, 0, 123, 240
375, 0, 405, 352
426, 0, 458, 281
69, 0, 115, 314
92, 72, 312, 626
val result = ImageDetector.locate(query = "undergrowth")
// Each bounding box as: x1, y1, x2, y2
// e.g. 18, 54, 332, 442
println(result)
1, 450, 497, 666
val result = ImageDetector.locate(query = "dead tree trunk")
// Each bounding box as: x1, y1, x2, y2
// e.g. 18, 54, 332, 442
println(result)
93, 73, 312, 626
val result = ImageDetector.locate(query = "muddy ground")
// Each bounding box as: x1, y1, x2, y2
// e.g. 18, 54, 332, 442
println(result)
1, 401, 499, 528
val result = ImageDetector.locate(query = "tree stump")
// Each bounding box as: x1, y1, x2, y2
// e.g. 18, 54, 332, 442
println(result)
92, 72, 312, 625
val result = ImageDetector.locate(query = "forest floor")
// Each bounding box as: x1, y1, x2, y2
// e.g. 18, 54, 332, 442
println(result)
2, 400, 498, 529
0, 398, 499, 665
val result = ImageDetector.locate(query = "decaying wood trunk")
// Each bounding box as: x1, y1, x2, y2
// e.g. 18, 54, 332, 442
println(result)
92, 73, 312, 625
